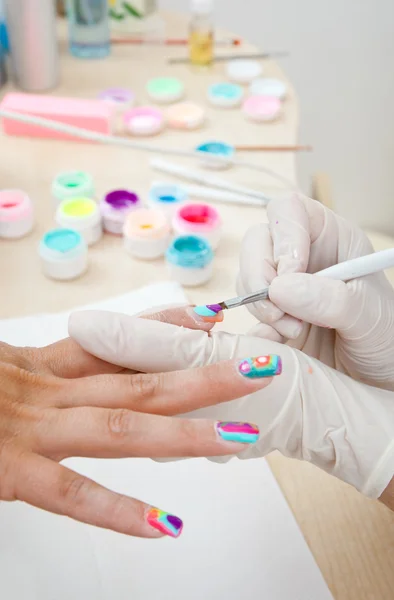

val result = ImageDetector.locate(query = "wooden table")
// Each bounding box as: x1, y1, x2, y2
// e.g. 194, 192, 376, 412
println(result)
0, 11, 393, 600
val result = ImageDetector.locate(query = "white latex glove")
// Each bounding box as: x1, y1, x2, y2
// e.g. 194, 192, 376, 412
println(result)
69, 308, 394, 501
237, 195, 394, 390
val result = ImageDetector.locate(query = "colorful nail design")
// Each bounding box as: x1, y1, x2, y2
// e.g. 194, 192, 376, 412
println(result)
146, 508, 183, 538
238, 355, 282, 378
216, 421, 260, 444
193, 304, 224, 323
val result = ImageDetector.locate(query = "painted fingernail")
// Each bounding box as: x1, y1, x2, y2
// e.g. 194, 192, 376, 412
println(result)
192, 304, 224, 323
146, 507, 183, 538
238, 355, 282, 378
216, 421, 260, 444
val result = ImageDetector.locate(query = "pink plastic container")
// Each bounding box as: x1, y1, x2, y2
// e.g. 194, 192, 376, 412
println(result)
172, 203, 221, 250
0, 189, 34, 238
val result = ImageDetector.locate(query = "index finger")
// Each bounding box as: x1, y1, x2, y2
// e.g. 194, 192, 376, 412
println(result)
267, 194, 311, 276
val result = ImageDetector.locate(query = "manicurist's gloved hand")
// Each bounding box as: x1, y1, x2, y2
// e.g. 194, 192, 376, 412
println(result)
69, 307, 394, 507
237, 195, 394, 390
0, 334, 274, 538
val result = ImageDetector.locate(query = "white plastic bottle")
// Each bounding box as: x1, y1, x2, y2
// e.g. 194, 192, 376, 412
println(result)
189, 0, 214, 67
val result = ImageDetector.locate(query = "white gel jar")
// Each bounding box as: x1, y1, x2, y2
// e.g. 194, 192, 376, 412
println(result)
56, 197, 102, 246
166, 235, 214, 287
39, 228, 88, 280
123, 208, 171, 260
52, 171, 95, 208
0, 189, 34, 239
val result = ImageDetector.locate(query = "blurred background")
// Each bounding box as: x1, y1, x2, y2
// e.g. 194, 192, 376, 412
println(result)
162, 0, 394, 235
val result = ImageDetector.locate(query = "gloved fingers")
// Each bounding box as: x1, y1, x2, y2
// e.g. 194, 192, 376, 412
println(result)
238, 223, 285, 324
267, 195, 311, 276
246, 323, 284, 343
269, 273, 361, 331
68, 309, 291, 372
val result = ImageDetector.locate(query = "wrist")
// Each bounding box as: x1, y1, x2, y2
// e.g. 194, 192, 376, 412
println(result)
379, 477, 394, 511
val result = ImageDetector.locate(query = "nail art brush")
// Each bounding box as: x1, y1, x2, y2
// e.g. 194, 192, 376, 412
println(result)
197, 248, 394, 315
168, 51, 289, 65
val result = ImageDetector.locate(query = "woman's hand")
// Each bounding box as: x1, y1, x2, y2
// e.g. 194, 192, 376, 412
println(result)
237, 195, 394, 390
0, 336, 275, 538
69, 308, 394, 508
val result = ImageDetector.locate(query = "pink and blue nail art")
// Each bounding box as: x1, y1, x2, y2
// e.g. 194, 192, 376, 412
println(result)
216, 421, 260, 444
238, 355, 282, 378
147, 508, 183, 538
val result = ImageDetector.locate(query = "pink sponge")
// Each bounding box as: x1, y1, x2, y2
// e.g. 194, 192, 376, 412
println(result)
0, 93, 112, 141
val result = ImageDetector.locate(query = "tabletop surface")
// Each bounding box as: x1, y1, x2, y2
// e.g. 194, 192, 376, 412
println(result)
0, 11, 393, 600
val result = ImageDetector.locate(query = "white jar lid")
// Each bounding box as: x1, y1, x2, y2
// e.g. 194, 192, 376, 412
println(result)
226, 59, 263, 84
249, 78, 287, 99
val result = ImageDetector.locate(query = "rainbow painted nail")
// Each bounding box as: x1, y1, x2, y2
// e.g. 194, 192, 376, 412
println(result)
238, 355, 282, 378
193, 304, 224, 323
146, 508, 183, 538
216, 421, 260, 444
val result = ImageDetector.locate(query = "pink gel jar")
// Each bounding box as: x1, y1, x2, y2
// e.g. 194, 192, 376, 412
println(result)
100, 189, 142, 234
172, 203, 221, 250
0, 189, 34, 239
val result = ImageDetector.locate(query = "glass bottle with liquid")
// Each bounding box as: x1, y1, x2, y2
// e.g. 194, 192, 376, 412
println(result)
66, 0, 110, 59
189, 0, 214, 67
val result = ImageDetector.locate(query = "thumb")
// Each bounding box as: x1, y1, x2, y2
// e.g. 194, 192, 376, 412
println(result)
269, 273, 355, 330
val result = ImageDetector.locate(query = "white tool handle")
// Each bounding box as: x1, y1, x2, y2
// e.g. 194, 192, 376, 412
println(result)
150, 158, 271, 202
316, 248, 394, 281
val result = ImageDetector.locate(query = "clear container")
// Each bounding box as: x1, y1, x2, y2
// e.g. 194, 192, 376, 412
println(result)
5, 0, 59, 91
66, 0, 110, 59
189, 0, 214, 67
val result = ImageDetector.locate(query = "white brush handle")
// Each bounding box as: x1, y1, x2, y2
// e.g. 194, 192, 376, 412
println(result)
150, 158, 271, 202
316, 248, 394, 281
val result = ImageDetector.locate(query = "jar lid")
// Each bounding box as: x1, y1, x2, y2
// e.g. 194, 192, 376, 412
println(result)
226, 59, 263, 84
147, 77, 185, 104
166, 102, 205, 130
208, 82, 244, 107
166, 235, 213, 269
243, 95, 281, 121
249, 78, 287, 99
98, 87, 135, 106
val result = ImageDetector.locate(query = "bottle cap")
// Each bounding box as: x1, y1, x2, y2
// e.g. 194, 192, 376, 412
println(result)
191, 0, 213, 15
